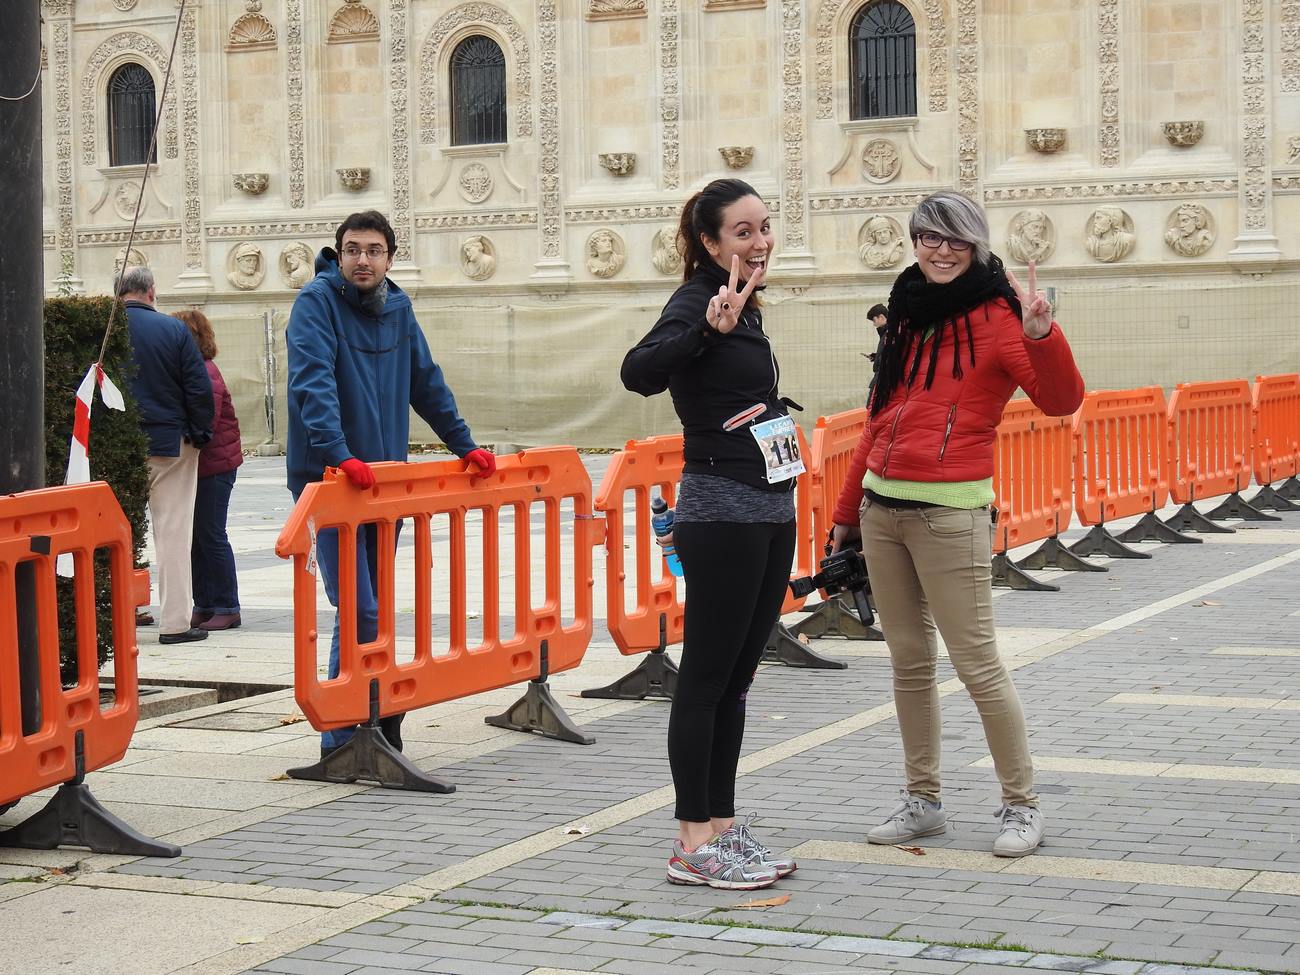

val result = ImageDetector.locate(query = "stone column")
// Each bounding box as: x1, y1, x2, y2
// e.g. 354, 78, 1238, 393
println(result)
531, 0, 570, 283
174, 0, 213, 292
44, 0, 82, 293
658, 0, 680, 192
1228, 0, 1282, 272
772, 0, 815, 272
385, 0, 420, 286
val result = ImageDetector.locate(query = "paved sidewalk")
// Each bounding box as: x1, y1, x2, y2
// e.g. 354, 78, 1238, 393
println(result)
2, 456, 1298, 975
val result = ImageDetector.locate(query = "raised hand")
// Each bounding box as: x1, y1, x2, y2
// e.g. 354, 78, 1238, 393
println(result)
705, 254, 766, 334
1006, 261, 1053, 340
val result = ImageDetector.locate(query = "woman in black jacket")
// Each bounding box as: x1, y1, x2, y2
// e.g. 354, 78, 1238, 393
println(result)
622, 178, 800, 891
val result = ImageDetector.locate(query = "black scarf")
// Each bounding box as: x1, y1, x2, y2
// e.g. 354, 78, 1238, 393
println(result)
869, 256, 1022, 416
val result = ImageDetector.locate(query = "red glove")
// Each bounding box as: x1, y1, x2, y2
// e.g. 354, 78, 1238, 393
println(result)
339, 457, 375, 489
465, 448, 496, 479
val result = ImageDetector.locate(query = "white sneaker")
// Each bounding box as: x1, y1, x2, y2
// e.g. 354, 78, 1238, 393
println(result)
867, 790, 947, 845
992, 804, 1044, 857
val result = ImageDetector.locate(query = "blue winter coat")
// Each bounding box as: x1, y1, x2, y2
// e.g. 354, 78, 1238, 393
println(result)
286, 249, 478, 495
124, 300, 214, 456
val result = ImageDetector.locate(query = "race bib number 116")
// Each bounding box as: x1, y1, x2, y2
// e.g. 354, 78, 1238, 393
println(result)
749, 415, 805, 484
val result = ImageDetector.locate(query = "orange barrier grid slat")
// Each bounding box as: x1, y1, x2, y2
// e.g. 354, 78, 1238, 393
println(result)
274, 448, 594, 737
807, 408, 868, 586
1251, 373, 1300, 511
779, 423, 815, 617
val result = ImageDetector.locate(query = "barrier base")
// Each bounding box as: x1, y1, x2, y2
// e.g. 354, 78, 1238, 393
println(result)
786, 593, 883, 642
762, 622, 853, 669
1251, 483, 1300, 512
288, 725, 455, 793
485, 680, 594, 745
1277, 476, 1300, 501
1017, 536, 1109, 572
0, 734, 180, 857
992, 553, 1060, 592
581, 647, 679, 701
1068, 524, 1152, 559
1118, 511, 1202, 545
1164, 502, 1235, 534
1205, 492, 1283, 523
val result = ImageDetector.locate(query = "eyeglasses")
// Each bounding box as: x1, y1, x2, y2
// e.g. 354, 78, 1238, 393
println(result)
341, 245, 388, 260
914, 232, 972, 252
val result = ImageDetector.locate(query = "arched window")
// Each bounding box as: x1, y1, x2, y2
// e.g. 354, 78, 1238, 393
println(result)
107, 63, 157, 167
850, 1, 917, 120
450, 35, 507, 146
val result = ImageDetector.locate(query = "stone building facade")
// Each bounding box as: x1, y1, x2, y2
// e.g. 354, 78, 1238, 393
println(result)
39, 0, 1300, 447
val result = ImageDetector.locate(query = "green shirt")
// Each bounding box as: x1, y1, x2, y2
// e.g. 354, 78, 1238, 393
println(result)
863, 470, 994, 509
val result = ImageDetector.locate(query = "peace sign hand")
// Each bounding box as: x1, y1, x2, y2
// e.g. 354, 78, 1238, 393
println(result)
1006, 261, 1053, 340
705, 255, 766, 334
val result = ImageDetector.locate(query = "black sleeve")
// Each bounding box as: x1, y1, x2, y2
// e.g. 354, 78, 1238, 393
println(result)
620, 288, 720, 397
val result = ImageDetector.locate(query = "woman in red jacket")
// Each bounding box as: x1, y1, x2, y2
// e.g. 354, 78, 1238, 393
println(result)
831, 191, 1083, 858
175, 310, 243, 631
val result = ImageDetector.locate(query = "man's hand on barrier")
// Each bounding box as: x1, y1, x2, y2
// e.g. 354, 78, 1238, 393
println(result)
339, 458, 376, 489
829, 523, 860, 555
1006, 261, 1053, 340
465, 448, 496, 480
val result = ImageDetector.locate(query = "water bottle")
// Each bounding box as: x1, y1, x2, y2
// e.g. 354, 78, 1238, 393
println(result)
650, 495, 684, 577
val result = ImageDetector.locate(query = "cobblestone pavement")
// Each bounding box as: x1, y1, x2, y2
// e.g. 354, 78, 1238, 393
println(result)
3, 456, 1298, 975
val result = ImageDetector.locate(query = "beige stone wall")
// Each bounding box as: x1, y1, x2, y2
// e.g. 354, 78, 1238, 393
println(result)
41, 0, 1300, 449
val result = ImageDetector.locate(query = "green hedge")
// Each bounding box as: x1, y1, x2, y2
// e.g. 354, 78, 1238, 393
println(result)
43, 297, 150, 682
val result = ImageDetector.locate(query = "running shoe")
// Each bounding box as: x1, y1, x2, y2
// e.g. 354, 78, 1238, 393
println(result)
722, 814, 797, 877
666, 835, 779, 890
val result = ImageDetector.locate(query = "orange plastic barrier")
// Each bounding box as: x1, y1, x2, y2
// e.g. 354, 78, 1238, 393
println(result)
274, 449, 594, 734
1166, 380, 1253, 504
807, 408, 868, 570
0, 482, 148, 806
1073, 386, 1169, 526
992, 399, 1073, 553
1252, 373, 1300, 485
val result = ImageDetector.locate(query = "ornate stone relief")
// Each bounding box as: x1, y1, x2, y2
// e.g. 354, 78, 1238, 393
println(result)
113, 0, 138, 12
51, 15, 76, 282
328, 0, 380, 43
80, 33, 179, 166
719, 146, 754, 169
279, 241, 315, 289
705, 0, 766, 8
337, 168, 370, 191
419, 4, 532, 145
233, 173, 270, 195
586, 229, 626, 278
660, 0, 681, 191
815, 0, 948, 117
779, 0, 808, 254
566, 203, 686, 224
1238, 0, 1270, 235
112, 181, 144, 221
207, 220, 339, 238
228, 242, 267, 290
537, 0, 562, 262
1006, 209, 1056, 265
80, 228, 180, 246
180, 5, 203, 273
955, 0, 979, 194
458, 163, 494, 203
1282, 0, 1299, 93
984, 179, 1236, 203
459, 235, 497, 280
1162, 121, 1204, 148
1289, 136, 1300, 164
415, 211, 536, 230
114, 246, 147, 274
598, 153, 636, 177
857, 215, 905, 270
389, 0, 414, 264
861, 139, 901, 183
1084, 206, 1135, 263
1098, 0, 1119, 166
810, 192, 926, 212
1164, 203, 1215, 258
587, 0, 646, 19
286, 0, 305, 208
229, 1, 278, 51
651, 226, 683, 276
1025, 128, 1066, 154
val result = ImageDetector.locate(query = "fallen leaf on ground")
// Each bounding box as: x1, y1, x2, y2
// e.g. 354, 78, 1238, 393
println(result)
1194, 600, 1221, 607
898, 846, 926, 856
278, 713, 306, 726
270, 773, 290, 781
736, 893, 791, 909
565, 825, 589, 835
234, 937, 263, 945
796, 634, 811, 646
770, 715, 787, 721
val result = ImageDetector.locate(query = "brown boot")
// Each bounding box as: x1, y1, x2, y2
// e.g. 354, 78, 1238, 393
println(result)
200, 613, 241, 631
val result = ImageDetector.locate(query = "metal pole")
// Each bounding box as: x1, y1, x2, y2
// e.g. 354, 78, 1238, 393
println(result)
263, 310, 278, 450
0, 0, 46, 735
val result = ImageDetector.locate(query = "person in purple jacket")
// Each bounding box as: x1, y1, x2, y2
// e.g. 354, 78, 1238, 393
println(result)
175, 309, 243, 632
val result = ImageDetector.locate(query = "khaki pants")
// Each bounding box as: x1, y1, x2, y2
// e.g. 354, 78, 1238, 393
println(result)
860, 496, 1037, 807
147, 444, 200, 635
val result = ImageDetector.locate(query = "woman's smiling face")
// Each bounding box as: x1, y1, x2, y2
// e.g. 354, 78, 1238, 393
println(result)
702, 195, 773, 283
914, 234, 972, 285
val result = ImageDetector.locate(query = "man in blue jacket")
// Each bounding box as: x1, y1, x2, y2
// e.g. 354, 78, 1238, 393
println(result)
287, 210, 496, 757
119, 266, 215, 644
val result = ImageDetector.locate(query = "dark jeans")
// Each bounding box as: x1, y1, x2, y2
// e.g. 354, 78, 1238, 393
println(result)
192, 469, 240, 614
667, 519, 796, 822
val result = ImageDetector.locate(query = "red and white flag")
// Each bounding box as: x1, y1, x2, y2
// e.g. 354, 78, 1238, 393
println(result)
57, 363, 126, 577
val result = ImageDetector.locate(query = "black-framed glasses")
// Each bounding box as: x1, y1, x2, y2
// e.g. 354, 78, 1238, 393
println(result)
914, 232, 972, 252
341, 245, 388, 260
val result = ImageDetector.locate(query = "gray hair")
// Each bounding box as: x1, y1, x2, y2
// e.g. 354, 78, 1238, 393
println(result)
116, 265, 155, 298
909, 191, 992, 266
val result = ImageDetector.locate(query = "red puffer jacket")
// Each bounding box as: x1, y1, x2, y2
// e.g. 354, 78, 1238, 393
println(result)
832, 298, 1083, 525
198, 359, 244, 478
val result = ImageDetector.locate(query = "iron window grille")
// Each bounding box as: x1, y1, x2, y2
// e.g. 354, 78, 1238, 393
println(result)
108, 63, 158, 167
450, 35, 507, 146
850, 1, 918, 120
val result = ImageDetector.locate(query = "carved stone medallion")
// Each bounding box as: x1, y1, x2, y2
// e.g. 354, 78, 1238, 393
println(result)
1006, 209, 1056, 265
857, 215, 906, 270
328, 0, 380, 42
114, 246, 147, 274
113, 181, 143, 221
279, 241, 315, 289
112, 0, 138, 11
458, 163, 494, 204
227, 241, 266, 290
1163, 203, 1215, 258
651, 226, 683, 276
861, 139, 901, 184
586, 229, 626, 279
459, 235, 497, 281
1084, 206, 1136, 263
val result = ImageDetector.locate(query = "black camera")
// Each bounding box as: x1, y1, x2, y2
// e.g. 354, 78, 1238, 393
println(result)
788, 540, 874, 627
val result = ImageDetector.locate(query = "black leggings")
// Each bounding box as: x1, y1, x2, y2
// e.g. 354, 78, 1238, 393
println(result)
668, 519, 797, 822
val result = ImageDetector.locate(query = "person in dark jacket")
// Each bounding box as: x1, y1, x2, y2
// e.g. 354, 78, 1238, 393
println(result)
622, 179, 799, 892
287, 210, 496, 757
175, 309, 242, 632
831, 191, 1085, 858
119, 267, 214, 645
